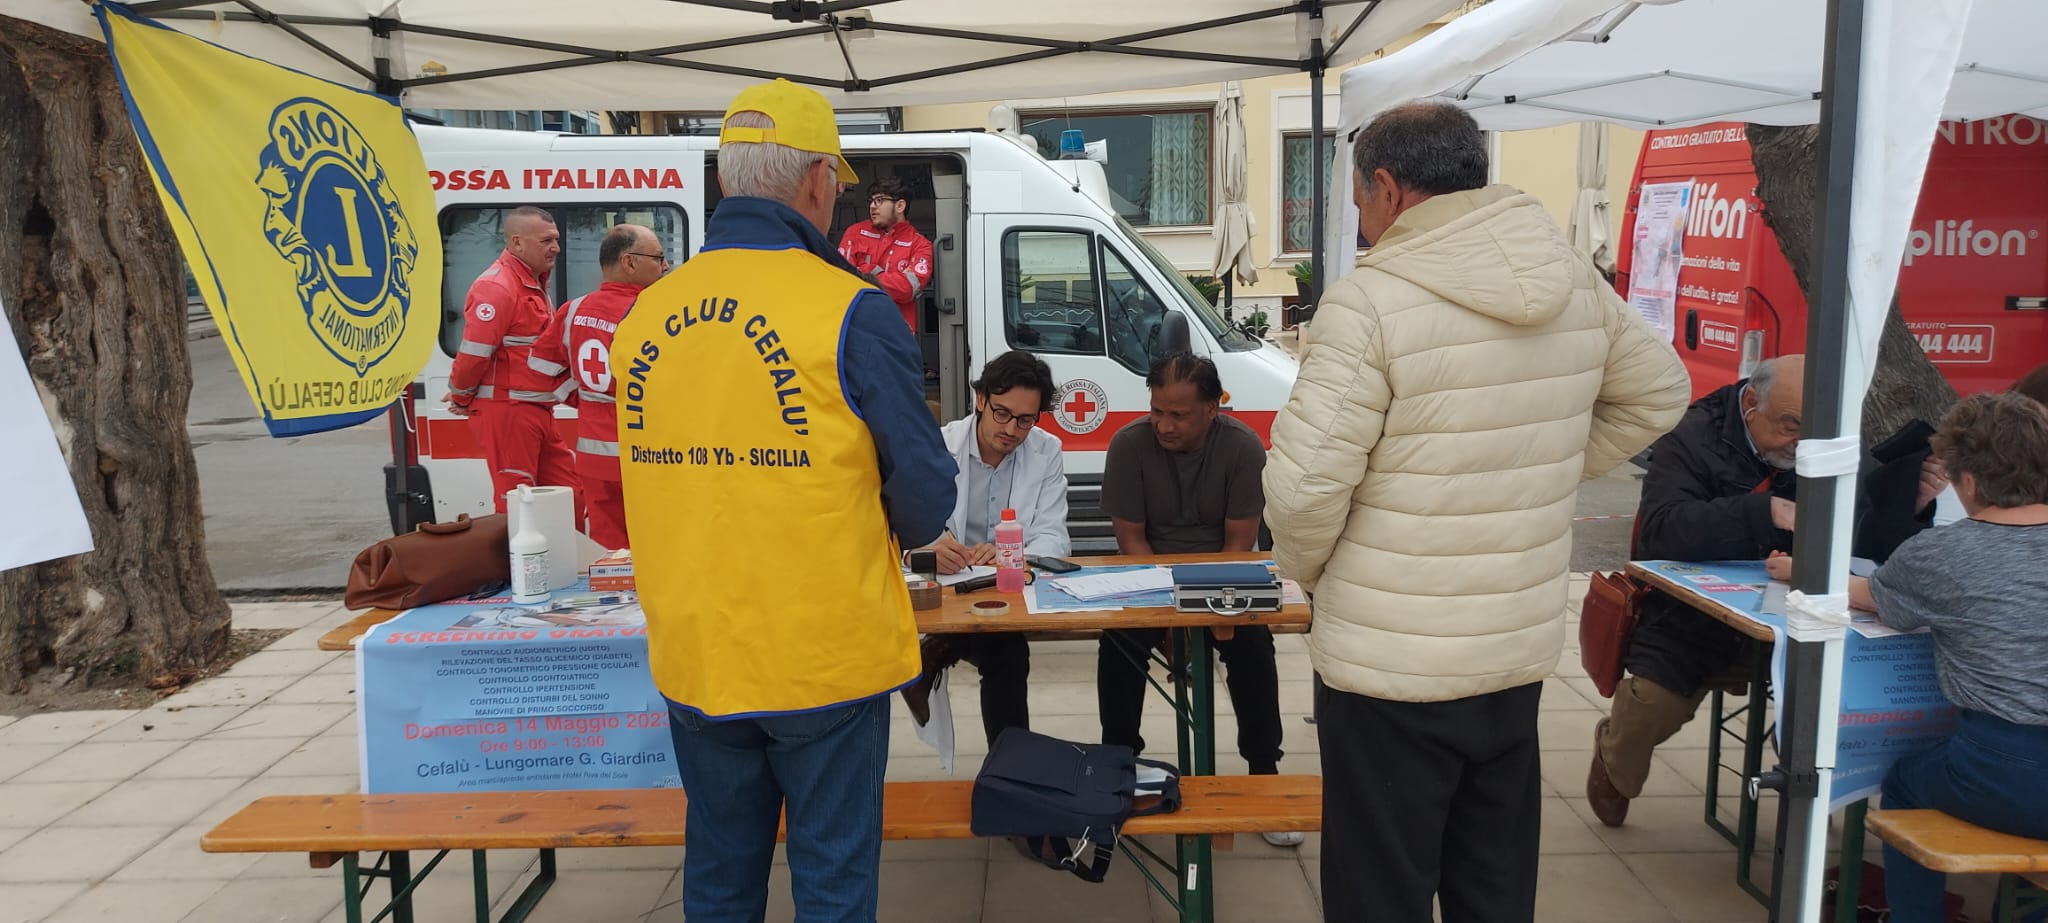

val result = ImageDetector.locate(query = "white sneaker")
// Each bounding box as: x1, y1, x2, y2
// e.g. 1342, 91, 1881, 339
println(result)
1261, 831, 1306, 848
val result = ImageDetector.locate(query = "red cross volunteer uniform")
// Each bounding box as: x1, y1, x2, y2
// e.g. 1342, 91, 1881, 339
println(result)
530, 280, 642, 550
449, 250, 580, 513
838, 219, 932, 331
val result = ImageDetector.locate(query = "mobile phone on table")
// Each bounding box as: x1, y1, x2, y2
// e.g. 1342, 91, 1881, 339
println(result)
1026, 555, 1081, 574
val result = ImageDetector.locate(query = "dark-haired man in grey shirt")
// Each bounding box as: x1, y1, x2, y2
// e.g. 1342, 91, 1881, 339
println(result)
1096, 352, 1298, 848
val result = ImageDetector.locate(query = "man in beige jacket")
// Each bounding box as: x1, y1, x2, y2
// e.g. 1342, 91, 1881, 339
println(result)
1264, 102, 1689, 922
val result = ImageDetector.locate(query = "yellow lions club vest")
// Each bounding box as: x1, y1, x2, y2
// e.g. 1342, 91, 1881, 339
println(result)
612, 246, 918, 718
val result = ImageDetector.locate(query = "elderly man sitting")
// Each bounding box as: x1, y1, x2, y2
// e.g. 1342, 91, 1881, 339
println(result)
1588, 354, 1943, 826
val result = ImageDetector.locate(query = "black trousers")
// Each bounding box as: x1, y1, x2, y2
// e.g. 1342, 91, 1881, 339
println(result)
957, 634, 1031, 747
1097, 627, 1283, 773
1317, 676, 1542, 923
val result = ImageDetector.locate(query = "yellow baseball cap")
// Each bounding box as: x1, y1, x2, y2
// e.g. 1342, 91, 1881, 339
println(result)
720, 78, 859, 185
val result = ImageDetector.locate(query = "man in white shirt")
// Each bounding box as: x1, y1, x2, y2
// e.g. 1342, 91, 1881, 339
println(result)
901, 351, 1070, 745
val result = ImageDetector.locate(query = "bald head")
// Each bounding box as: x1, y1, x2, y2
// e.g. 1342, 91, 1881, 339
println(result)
600, 224, 666, 286
1743, 355, 1805, 469
504, 205, 559, 277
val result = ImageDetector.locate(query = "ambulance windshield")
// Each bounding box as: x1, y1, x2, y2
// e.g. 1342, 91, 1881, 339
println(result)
1115, 216, 1256, 351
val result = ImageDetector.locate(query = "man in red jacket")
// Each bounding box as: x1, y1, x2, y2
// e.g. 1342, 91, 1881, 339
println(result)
837, 176, 933, 331
445, 205, 580, 515
529, 224, 666, 549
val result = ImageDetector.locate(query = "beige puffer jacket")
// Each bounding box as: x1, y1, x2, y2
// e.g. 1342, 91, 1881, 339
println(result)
1264, 185, 1688, 704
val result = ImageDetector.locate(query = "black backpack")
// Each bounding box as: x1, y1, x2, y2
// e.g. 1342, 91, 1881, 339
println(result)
969, 728, 1182, 882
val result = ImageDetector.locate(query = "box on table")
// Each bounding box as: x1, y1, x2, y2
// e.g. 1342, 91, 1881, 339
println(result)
590, 548, 635, 591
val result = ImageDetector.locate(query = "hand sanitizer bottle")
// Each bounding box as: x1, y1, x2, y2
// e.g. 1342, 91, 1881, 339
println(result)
510, 485, 551, 604
995, 508, 1027, 593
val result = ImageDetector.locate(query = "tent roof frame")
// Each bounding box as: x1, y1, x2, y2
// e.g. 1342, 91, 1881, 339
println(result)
127, 0, 1383, 99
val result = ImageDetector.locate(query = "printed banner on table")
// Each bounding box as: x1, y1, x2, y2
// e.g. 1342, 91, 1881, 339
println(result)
1636, 561, 1953, 809
1625, 181, 1693, 341
357, 587, 680, 794
97, 3, 440, 436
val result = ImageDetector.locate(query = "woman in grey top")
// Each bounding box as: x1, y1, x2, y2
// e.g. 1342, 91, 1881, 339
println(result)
1773, 390, 2048, 920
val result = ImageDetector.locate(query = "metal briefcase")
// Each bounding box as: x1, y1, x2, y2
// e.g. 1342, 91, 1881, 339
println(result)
1170, 563, 1282, 615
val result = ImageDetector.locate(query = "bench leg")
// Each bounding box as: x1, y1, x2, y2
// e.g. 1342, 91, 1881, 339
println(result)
389, 851, 414, 923
496, 849, 557, 923
1995, 871, 2048, 923
1832, 800, 1868, 923
473, 851, 490, 923
1176, 628, 1217, 923
1704, 645, 1773, 908
343, 853, 364, 923
1733, 647, 1771, 906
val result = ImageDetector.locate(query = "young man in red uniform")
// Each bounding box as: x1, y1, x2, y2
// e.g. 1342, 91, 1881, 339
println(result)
445, 205, 581, 515
837, 176, 933, 331
529, 223, 666, 549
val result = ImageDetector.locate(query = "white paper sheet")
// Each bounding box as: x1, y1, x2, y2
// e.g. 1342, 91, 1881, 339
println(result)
1048, 567, 1175, 601
911, 667, 956, 775
0, 296, 92, 573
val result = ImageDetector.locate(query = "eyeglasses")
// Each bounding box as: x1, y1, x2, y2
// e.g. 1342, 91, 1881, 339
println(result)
628, 251, 670, 264
1746, 406, 1802, 439
986, 405, 1040, 428
870, 196, 898, 206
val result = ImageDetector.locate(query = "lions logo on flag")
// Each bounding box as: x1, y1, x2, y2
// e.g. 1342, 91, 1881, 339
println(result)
257, 98, 420, 376
101, 3, 438, 436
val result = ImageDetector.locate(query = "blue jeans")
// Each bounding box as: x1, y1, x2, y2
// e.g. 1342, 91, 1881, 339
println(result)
1880, 709, 2048, 922
667, 695, 890, 923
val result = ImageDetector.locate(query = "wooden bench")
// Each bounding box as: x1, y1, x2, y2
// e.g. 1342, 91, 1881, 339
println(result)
1865, 809, 2048, 922
204, 774, 1321, 923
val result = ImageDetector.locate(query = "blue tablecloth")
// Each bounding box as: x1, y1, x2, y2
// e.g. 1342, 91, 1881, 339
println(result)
356, 580, 679, 793
1635, 560, 1954, 808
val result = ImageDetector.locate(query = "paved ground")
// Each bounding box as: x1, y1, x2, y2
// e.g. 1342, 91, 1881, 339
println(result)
3, 586, 1967, 923
185, 333, 391, 592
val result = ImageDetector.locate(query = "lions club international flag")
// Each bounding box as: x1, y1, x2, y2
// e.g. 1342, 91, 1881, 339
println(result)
97, 3, 440, 436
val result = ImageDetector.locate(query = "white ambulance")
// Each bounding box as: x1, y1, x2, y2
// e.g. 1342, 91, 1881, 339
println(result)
389, 124, 1302, 551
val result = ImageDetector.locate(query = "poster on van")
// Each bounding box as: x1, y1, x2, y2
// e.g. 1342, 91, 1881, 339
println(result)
1626, 181, 1694, 340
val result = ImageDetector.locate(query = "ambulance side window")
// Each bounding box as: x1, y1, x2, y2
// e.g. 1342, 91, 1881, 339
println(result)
1001, 229, 1104, 357
438, 204, 691, 358
1101, 243, 1167, 375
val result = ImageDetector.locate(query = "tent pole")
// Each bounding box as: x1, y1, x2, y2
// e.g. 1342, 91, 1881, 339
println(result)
1768, 0, 1866, 920
1308, 61, 1326, 320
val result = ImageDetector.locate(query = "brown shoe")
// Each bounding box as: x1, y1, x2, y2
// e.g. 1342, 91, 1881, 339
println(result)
1587, 717, 1631, 828
899, 637, 963, 726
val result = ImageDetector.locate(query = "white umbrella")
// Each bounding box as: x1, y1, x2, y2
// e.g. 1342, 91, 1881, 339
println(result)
1566, 120, 1615, 275
1212, 81, 1259, 288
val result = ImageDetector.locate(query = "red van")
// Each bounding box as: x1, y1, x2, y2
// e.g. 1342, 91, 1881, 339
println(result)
1615, 117, 2048, 401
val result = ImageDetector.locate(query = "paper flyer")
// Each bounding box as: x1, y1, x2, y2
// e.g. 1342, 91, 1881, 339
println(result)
1626, 181, 1694, 340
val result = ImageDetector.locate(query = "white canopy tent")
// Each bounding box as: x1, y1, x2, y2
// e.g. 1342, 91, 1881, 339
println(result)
1324, 0, 2016, 919
18, 0, 1462, 110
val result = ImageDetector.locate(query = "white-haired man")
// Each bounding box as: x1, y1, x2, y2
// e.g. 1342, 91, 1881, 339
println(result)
612, 78, 955, 922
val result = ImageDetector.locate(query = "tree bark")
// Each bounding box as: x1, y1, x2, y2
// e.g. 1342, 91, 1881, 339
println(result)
1747, 123, 1958, 439
0, 18, 229, 691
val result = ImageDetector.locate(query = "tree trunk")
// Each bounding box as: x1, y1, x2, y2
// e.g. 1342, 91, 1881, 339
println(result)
0, 18, 229, 692
1747, 123, 1958, 439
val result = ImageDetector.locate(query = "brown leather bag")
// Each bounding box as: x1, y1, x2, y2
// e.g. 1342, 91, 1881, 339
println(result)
345, 514, 509, 611
1579, 569, 1647, 699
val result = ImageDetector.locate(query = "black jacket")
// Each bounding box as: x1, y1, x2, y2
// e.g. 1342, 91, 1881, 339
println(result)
1634, 382, 1933, 563
1634, 383, 1796, 563
1625, 381, 1933, 694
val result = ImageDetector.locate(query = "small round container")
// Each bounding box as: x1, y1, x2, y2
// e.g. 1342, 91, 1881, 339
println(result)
970, 600, 1011, 617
